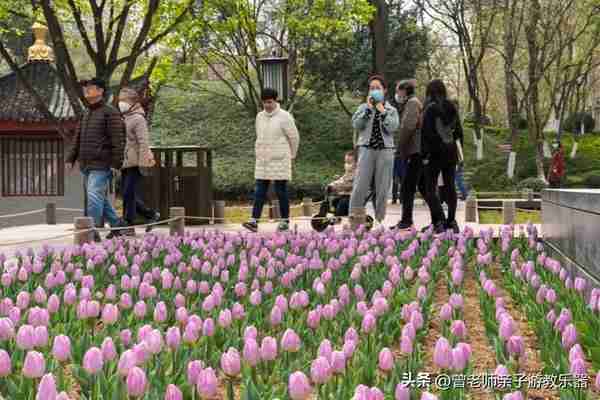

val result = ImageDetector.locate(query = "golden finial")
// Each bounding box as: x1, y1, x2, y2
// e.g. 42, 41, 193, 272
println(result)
28, 22, 54, 63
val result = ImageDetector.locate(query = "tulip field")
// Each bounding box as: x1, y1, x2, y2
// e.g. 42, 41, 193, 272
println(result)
1, 224, 600, 400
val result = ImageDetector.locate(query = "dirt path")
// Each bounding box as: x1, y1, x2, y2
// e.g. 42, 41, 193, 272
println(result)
462, 266, 497, 400
490, 265, 560, 400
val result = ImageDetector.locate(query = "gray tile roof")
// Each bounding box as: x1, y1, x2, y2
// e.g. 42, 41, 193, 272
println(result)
0, 61, 79, 123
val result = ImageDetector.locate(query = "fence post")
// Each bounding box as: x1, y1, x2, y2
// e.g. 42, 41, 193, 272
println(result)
349, 207, 366, 230
302, 197, 313, 217
169, 207, 186, 236
465, 196, 478, 223
46, 202, 56, 225
503, 201, 516, 225
74, 217, 94, 245
213, 201, 225, 224
270, 200, 281, 220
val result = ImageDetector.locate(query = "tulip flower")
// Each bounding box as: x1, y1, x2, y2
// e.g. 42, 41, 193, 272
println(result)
378, 348, 394, 372
126, 367, 147, 397
289, 371, 312, 400
260, 336, 278, 361
165, 384, 183, 400
0, 349, 11, 377
243, 338, 260, 366
433, 337, 452, 370
83, 347, 104, 375
310, 356, 332, 384
187, 360, 204, 385
395, 383, 410, 400
196, 367, 218, 399
23, 351, 45, 378
281, 329, 302, 352
36, 373, 57, 400
221, 347, 241, 377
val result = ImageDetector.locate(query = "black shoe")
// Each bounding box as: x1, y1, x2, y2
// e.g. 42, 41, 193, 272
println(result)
391, 199, 398, 205
145, 212, 160, 233
395, 222, 412, 230
446, 220, 460, 234
242, 221, 258, 233
106, 220, 133, 239
420, 225, 432, 233
433, 222, 446, 234
93, 231, 102, 243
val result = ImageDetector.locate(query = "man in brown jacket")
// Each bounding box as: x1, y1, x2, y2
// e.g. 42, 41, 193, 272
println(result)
394, 79, 427, 230
66, 78, 126, 240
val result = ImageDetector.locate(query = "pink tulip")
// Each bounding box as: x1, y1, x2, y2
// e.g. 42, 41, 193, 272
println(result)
126, 367, 147, 397
243, 338, 260, 366
202, 318, 215, 337
187, 360, 204, 385
52, 335, 71, 362
400, 335, 413, 355
395, 383, 410, 400
165, 384, 183, 400
101, 338, 117, 361
36, 373, 57, 400
281, 329, 302, 352
450, 320, 467, 339
343, 340, 357, 358
118, 350, 138, 377
433, 337, 452, 370
83, 347, 104, 374
101, 304, 119, 325
120, 329, 133, 347
260, 336, 278, 361
0, 349, 11, 377
330, 351, 346, 374
451, 347, 468, 371
0, 318, 15, 341
506, 336, 525, 358
318, 339, 333, 362
23, 350, 45, 378
378, 348, 394, 372
218, 309, 232, 328
288, 371, 312, 400
34, 326, 49, 348
144, 329, 163, 355
270, 305, 283, 326
561, 324, 578, 350
421, 392, 439, 400
310, 356, 332, 384
166, 327, 181, 350
17, 324, 36, 350
196, 367, 218, 399
221, 347, 241, 377
361, 313, 376, 334
56, 393, 71, 400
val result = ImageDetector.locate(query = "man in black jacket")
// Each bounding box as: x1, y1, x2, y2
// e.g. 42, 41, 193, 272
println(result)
66, 78, 127, 240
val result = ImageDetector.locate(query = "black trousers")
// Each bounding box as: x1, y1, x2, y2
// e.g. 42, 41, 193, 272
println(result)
332, 197, 350, 216
251, 180, 290, 220
122, 167, 157, 224
423, 161, 458, 225
400, 154, 427, 225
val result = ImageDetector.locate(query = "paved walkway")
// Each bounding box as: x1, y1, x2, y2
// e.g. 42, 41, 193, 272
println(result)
0, 200, 540, 258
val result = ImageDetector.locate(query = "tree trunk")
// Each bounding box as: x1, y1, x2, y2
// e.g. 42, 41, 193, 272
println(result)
370, 0, 387, 74
503, 0, 520, 179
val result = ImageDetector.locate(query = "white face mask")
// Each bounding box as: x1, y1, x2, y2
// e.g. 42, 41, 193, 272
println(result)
118, 101, 131, 113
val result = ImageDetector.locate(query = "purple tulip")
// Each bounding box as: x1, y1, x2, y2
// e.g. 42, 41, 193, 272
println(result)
0, 318, 15, 341
166, 327, 181, 350
221, 347, 241, 377
449, 294, 464, 309
506, 336, 525, 358
494, 364, 510, 376
34, 326, 49, 348
499, 316, 515, 341
569, 357, 587, 376
421, 392, 438, 400
118, 350, 137, 377
450, 320, 467, 339
361, 313, 377, 334
400, 335, 413, 355
202, 318, 215, 337
288, 371, 312, 400
16, 324, 36, 350
330, 351, 346, 374
101, 304, 119, 325
101, 338, 117, 361
451, 347, 468, 372
561, 324, 578, 350
502, 392, 524, 400
126, 367, 147, 397
165, 384, 183, 400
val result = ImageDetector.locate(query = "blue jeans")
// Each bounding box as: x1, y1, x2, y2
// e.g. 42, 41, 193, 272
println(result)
251, 180, 290, 221
82, 168, 120, 228
455, 165, 468, 198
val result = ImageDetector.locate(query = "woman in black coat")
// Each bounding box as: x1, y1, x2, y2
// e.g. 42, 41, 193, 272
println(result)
421, 79, 463, 234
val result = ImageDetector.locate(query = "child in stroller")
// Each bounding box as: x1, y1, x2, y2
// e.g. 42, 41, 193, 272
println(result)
311, 151, 374, 232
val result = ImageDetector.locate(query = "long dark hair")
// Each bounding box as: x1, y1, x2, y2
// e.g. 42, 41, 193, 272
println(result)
425, 79, 447, 104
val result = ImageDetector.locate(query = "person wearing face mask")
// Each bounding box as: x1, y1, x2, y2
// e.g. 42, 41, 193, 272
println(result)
116, 87, 160, 235
394, 79, 426, 230
350, 75, 400, 226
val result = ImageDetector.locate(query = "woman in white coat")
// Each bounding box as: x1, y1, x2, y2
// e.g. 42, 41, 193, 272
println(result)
243, 88, 300, 232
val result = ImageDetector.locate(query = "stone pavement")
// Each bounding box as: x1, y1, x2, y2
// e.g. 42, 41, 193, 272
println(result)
0, 200, 540, 258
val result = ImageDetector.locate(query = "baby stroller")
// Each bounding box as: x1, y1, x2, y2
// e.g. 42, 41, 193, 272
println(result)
311, 186, 375, 232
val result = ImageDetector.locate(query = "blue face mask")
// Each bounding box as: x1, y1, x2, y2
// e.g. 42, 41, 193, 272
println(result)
369, 89, 384, 104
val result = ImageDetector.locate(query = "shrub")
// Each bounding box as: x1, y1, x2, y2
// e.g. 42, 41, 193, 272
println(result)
584, 175, 600, 188
517, 177, 548, 192
564, 112, 595, 134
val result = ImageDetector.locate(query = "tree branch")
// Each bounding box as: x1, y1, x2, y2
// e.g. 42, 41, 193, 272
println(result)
66, 0, 97, 59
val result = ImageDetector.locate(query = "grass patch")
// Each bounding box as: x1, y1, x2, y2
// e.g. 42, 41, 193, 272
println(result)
478, 209, 541, 224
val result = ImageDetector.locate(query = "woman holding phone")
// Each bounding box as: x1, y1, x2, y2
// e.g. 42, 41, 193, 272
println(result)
349, 75, 400, 226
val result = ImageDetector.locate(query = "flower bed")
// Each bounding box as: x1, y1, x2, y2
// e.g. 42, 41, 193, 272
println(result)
0, 224, 599, 400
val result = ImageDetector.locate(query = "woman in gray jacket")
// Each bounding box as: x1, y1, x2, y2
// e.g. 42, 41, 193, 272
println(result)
350, 75, 400, 226
117, 87, 160, 233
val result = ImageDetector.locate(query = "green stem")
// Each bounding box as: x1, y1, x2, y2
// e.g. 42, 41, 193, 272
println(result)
227, 379, 235, 400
